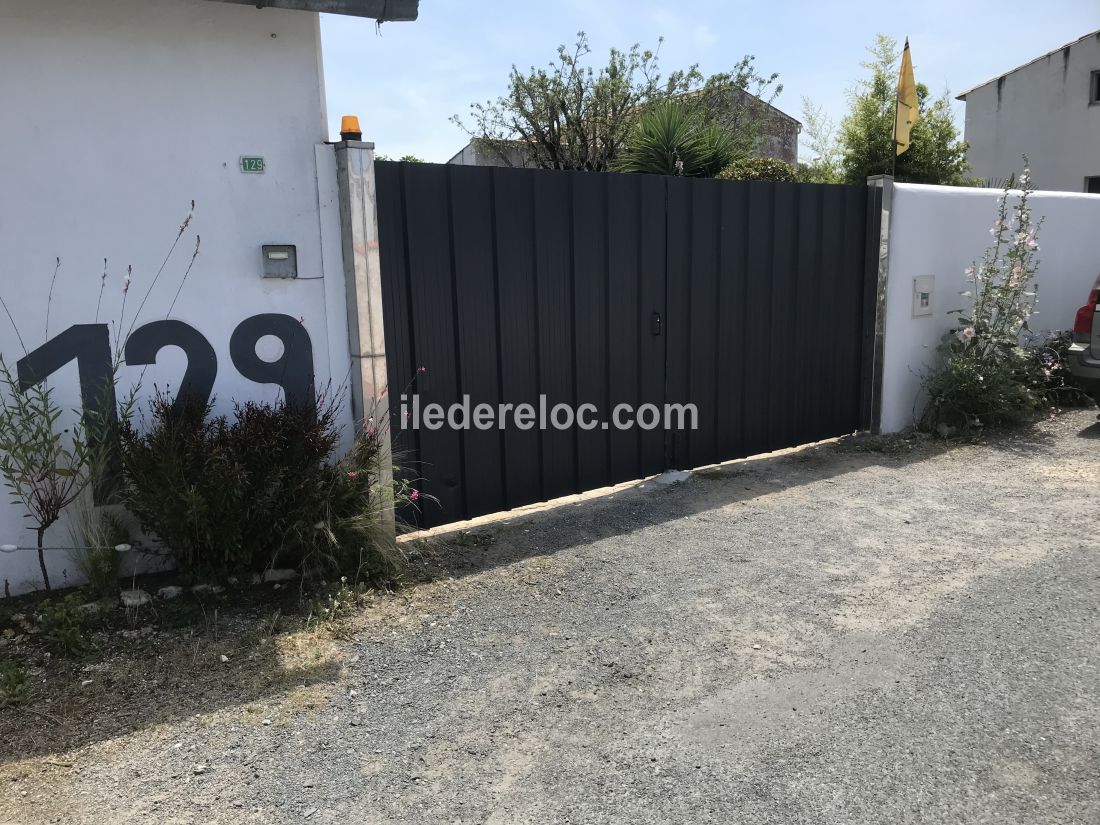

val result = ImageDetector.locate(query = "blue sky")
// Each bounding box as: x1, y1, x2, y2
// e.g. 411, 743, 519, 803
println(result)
320, 0, 1099, 162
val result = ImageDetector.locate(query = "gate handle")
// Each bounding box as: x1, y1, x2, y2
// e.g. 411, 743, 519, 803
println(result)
651, 311, 663, 336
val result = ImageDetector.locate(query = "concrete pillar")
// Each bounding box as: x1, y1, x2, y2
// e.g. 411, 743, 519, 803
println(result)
866, 174, 895, 435
335, 140, 394, 532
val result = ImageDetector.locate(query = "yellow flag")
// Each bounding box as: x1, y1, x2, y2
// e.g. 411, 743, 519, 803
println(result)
894, 38, 918, 156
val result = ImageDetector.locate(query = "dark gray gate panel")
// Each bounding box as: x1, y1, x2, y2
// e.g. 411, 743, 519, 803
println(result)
377, 162, 876, 526
377, 163, 669, 526
664, 180, 870, 471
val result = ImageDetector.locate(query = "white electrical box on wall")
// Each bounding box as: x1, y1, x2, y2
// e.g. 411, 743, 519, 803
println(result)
912, 275, 934, 318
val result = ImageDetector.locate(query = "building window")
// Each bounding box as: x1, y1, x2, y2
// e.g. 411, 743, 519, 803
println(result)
1093, 71, 1100, 104
1087, 176, 1100, 194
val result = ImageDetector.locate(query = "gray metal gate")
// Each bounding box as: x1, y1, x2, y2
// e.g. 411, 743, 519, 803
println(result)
376, 161, 879, 527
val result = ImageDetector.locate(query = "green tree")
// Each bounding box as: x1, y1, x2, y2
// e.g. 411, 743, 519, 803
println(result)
836, 35, 968, 185
453, 32, 780, 172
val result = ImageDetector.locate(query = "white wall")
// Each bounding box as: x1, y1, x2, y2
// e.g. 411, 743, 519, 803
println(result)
962, 33, 1100, 192
0, 0, 354, 593
880, 182, 1100, 433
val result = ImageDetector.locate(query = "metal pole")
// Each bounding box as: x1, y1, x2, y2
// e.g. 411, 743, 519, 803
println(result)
891, 92, 899, 177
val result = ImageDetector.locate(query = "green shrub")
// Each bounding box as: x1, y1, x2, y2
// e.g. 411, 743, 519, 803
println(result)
38, 595, 87, 656
120, 394, 404, 583
120, 396, 242, 578
717, 157, 798, 182
0, 662, 31, 708
615, 101, 738, 178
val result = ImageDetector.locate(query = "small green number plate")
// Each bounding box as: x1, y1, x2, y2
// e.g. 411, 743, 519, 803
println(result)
240, 156, 266, 174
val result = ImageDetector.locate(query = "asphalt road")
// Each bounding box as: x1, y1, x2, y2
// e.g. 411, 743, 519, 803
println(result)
3, 409, 1099, 824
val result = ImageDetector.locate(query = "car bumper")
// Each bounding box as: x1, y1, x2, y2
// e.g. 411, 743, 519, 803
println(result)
1068, 342, 1100, 401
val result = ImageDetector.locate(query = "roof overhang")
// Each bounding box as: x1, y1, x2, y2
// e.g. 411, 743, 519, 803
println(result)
956, 28, 1100, 100
204, 0, 418, 21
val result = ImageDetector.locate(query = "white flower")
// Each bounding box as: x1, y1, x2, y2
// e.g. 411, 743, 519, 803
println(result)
956, 327, 976, 343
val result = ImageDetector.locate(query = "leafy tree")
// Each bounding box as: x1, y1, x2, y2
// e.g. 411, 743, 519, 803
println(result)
836, 35, 968, 185
376, 154, 425, 163
453, 32, 780, 172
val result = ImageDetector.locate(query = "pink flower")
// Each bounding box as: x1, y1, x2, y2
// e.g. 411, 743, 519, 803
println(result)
409, 488, 420, 502
417, 366, 427, 374
347, 471, 358, 480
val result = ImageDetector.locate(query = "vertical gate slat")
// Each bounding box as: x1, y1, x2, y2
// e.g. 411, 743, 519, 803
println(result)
664, 177, 690, 469
533, 170, 577, 501
688, 180, 720, 468
768, 182, 799, 452
449, 165, 506, 518
819, 185, 848, 437
742, 181, 774, 457
839, 186, 869, 430
493, 168, 543, 508
793, 184, 820, 443
572, 172, 611, 491
376, 161, 421, 522
400, 164, 464, 519
638, 174, 668, 477
715, 182, 748, 461
607, 174, 643, 483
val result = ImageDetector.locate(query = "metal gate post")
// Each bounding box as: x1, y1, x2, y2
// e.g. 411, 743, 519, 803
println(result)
335, 139, 394, 533
865, 174, 895, 435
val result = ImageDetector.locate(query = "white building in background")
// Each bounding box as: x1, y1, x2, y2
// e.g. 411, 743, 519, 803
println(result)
0, 0, 415, 593
957, 30, 1100, 192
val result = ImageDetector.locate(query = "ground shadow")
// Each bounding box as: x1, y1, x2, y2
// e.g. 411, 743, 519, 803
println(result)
1076, 420, 1100, 439
0, 599, 343, 765
408, 412, 1092, 584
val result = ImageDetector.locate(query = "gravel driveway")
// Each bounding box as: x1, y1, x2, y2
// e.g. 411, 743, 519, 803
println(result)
3, 409, 1099, 824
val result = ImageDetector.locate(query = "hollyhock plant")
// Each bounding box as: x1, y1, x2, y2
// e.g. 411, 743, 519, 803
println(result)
922, 160, 1049, 434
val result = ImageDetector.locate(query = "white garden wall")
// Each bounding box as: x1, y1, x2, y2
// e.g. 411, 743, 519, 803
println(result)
880, 182, 1100, 433
0, 0, 355, 593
